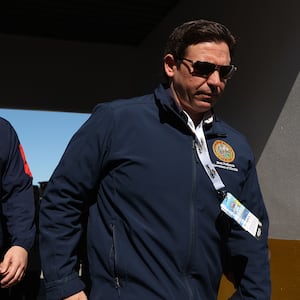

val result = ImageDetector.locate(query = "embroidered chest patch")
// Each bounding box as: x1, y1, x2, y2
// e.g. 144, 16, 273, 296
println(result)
212, 140, 235, 163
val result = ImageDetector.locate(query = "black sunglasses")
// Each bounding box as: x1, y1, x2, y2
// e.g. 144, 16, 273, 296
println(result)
180, 58, 237, 80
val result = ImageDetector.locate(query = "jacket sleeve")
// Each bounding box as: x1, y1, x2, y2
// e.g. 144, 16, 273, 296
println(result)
39, 104, 113, 300
0, 119, 35, 252
226, 161, 271, 299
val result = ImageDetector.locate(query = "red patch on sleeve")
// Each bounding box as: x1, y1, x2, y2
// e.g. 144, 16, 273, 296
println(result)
19, 144, 33, 177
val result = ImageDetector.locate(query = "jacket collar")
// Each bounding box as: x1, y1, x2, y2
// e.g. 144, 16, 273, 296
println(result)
154, 83, 180, 115
154, 84, 227, 138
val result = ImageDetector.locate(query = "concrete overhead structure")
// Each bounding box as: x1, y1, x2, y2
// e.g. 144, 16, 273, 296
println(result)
0, 1, 299, 299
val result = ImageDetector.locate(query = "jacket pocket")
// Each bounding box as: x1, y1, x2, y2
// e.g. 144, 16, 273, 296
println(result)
109, 220, 128, 295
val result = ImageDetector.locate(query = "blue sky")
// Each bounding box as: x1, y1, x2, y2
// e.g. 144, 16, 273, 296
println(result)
0, 109, 90, 185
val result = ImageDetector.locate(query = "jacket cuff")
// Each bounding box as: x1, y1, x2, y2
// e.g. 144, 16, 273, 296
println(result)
44, 272, 86, 300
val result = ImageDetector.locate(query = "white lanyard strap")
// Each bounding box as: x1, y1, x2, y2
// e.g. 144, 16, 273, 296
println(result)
184, 112, 225, 191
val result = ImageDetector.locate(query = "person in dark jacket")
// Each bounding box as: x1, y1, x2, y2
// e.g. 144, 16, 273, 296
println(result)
39, 19, 271, 300
0, 117, 35, 294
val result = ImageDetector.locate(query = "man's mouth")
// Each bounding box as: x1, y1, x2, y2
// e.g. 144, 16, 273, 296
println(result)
195, 93, 214, 102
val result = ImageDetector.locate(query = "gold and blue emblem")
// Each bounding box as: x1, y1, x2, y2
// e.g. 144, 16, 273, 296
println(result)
213, 140, 235, 163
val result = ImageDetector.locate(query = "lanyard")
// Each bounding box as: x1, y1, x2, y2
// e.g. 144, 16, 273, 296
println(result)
183, 111, 225, 191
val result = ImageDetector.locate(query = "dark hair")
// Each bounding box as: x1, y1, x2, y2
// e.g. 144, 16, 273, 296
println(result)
163, 19, 236, 60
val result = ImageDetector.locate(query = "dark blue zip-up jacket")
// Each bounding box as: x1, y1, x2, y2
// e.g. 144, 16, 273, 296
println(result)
0, 117, 35, 255
40, 84, 271, 299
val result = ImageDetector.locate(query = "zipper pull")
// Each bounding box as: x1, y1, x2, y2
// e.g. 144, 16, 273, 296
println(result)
115, 276, 121, 296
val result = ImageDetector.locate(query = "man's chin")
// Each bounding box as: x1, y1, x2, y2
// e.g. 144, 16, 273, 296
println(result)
196, 100, 214, 111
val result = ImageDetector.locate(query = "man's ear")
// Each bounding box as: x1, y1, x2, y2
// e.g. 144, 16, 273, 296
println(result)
164, 54, 176, 78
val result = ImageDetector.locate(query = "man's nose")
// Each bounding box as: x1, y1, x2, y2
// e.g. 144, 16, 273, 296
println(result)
207, 70, 222, 85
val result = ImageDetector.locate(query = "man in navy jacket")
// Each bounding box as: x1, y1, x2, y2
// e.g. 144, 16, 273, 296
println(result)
0, 117, 35, 293
39, 19, 271, 299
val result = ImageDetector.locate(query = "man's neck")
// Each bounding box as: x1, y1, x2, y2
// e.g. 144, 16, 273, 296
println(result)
184, 110, 203, 127
169, 89, 204, 126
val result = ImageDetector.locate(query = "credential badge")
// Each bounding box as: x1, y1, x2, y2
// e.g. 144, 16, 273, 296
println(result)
213, 140, 235, 163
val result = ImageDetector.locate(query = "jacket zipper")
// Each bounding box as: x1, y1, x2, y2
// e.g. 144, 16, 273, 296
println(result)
111, 223, 121, 297
183, 139, 199, 299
